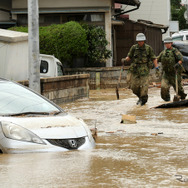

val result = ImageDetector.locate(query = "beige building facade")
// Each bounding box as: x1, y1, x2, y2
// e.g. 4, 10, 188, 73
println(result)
126, 0, 171, 38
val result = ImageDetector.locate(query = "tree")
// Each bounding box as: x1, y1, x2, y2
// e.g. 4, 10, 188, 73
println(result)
171, 0, 188, 30
81, 24, 112, 67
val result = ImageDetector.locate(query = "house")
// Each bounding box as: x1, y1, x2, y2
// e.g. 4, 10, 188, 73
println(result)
113, 19, 168, 65
9, 0, 142, 67
1, 0, 167, 67
125, 0, 171, 37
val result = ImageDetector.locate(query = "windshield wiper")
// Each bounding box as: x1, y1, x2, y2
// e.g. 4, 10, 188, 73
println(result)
50, 111, 62, 115
4, 112, 51, 117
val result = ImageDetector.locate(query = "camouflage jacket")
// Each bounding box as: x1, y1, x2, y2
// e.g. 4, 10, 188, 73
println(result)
158, 47, 183, 75
128, 44, 156, 76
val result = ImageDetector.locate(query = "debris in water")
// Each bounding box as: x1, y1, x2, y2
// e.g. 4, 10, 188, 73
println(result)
90, 128, 97, 141
117, 130, 126, 132
151, 133, 158, 136
106, 131, 115, 134
151, 132, 163, 136
154, 99, 188, 108
121, 114, 136, 124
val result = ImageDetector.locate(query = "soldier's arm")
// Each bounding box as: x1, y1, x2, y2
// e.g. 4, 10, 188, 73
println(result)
175, 49, 183, 65
121, 45, 135, 64
149, 46, 158, 68
157, 51, 162, 62
153, 59, 158, 68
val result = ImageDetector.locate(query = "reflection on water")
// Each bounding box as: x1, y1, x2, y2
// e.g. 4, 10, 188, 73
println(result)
0, 87, 188, 187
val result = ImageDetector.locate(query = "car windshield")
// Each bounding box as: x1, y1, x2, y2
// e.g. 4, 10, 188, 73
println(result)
0, 81, 61, 115
172, 35, 183, 41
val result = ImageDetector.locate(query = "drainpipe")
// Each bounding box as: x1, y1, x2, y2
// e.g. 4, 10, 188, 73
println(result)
114, 3, 141, 18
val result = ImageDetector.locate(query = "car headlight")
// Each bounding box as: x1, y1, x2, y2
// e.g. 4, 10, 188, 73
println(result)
1, 121, 45, 145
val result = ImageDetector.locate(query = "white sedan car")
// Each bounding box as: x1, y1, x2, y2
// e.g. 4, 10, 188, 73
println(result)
0, 78, 95, 154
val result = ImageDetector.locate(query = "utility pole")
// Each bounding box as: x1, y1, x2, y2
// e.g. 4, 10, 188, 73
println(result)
186, 4, 188, 24
28, 0, 41, 93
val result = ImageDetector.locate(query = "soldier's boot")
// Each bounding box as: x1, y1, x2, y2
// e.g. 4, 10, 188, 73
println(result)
140, 97, 147, 106
181, 93, 187, 101
136, 98, 141, 105
161, 90, 170, 102
137, 96, 148, 106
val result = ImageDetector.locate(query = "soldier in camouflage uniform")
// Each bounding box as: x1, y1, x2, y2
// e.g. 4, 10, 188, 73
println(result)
158, 36, 187, 101
121, 33, 159, 106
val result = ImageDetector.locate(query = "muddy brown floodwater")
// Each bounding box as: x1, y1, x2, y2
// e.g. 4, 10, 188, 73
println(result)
0, 87, 188, 187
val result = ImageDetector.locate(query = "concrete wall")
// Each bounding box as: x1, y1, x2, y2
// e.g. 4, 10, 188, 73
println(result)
65, 67, 129, 89
19, 74, 90, 105
18, 69, 158, 105
64, 67, 159, 89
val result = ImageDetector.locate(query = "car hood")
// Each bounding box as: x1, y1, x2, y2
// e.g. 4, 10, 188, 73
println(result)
0, 114, 88, 139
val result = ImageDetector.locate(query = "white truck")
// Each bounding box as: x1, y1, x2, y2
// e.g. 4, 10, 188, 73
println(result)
0, 29, 64, 81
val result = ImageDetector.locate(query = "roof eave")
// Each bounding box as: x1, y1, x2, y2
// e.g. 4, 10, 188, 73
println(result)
115, 0, 141, 6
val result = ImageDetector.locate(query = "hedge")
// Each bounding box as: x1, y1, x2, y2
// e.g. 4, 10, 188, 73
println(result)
9, 21, 111, 67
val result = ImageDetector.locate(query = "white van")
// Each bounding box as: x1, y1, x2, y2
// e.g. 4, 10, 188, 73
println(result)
0, 29, 64, 81
172, 30, 188, 41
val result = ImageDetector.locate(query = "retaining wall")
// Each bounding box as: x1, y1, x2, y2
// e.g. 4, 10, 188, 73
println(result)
64, 66, 158, 89
19, 74, 90, 105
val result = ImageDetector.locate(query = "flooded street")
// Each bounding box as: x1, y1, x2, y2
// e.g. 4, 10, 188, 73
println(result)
0, 86, 188, 187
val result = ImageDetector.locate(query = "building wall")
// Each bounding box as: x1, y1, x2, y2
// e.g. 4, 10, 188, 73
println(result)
0, 0, 11, 21
12, 0, 111, 9
0, 0, 11, 9
125, 0, 171, 37
0, 11, 10, 21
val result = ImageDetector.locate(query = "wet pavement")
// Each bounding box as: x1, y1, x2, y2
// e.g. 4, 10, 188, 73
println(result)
0, 86, 188, 187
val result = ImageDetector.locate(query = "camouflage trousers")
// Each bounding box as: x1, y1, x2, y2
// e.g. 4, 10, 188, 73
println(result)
127, 73, 149, 104
161, 73, 187, 101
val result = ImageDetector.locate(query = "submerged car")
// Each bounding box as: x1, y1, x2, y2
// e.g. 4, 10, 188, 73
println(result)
0, 78, 95, 154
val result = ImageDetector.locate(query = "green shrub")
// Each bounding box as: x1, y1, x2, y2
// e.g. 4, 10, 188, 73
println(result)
81, 24, 112, 67
9, 26, 28, 33
9, 21, 112, 67
40, 22, 88, 66
10, 22, 88, 67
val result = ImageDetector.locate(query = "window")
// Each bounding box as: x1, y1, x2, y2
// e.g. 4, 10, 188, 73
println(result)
40, 60, 48, 74
57, 62, 63, 76
172, 36, 183, 41
17, 13, 105, 28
